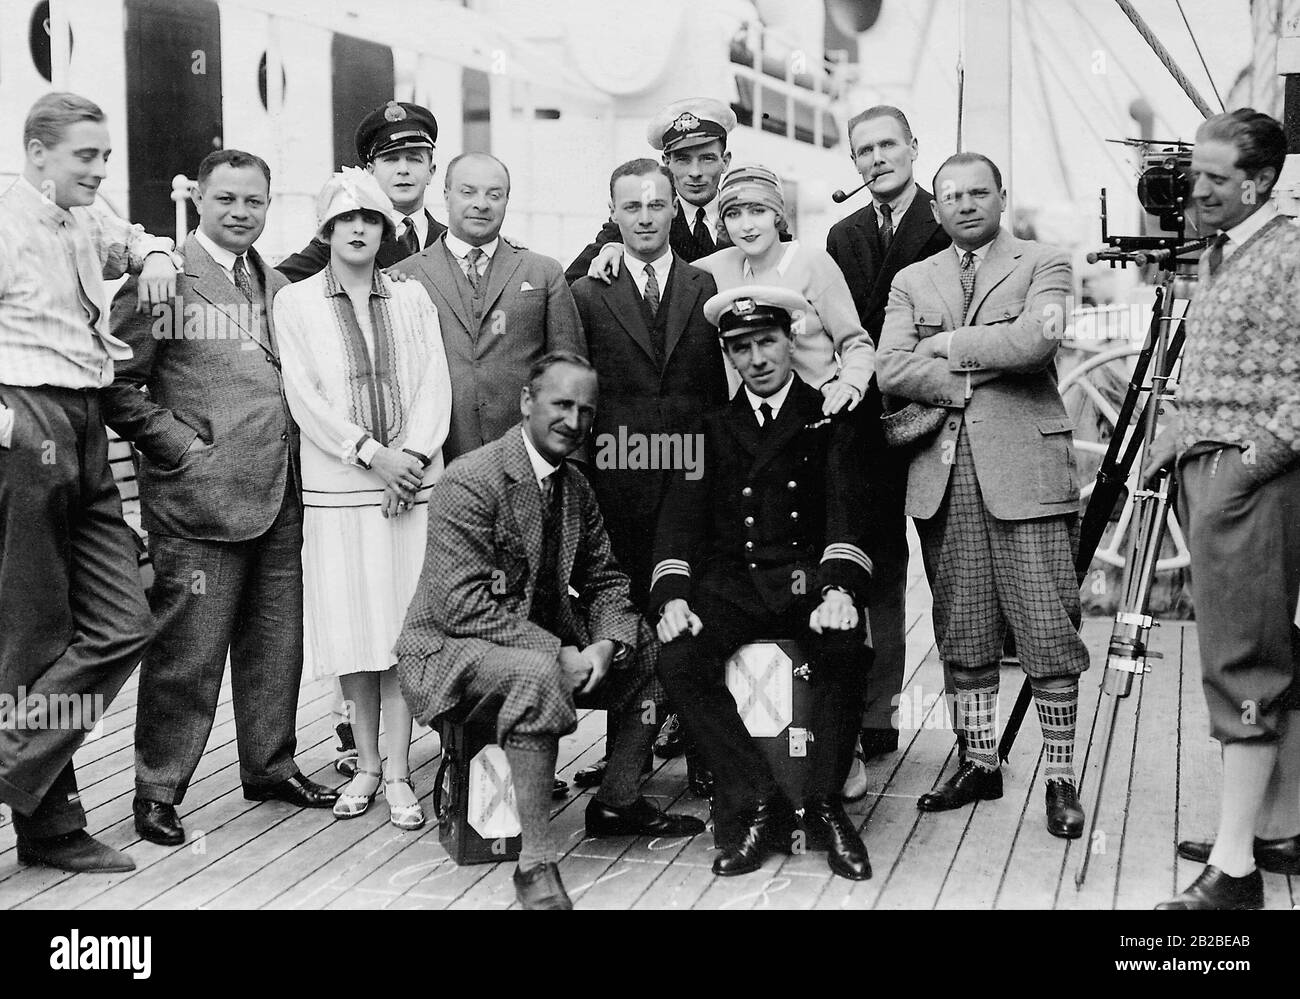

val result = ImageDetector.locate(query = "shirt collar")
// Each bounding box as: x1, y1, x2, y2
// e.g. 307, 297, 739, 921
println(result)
744, 373, 795, 421
321, 262, 390, 299
15, 174, 74, 229
627, 246, 673, 285
1220, 201, 1277, 253
682, 196, 718, 233
874, 180, 917, 226
520, 425, 560, 486
194, 228, 243, 276
953, 239, 993, 267
445, 231, 499, 261
400, 209, 428, 247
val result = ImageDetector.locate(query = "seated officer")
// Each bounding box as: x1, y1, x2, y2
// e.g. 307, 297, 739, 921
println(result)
396, 352, 704, 910
650, 287, 877, 880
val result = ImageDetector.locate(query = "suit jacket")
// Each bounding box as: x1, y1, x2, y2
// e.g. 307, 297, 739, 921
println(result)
825, 186, 951, 345
571, 256, 727, 601
648, 375, 878, 617
395, 426, 641, 729
275, 208, 446, 283
392, 236, 587, 464
101, 234, 297, 541
877, 228, 1078, 522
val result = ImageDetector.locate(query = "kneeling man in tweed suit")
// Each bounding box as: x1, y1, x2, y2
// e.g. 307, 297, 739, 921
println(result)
878, 151, 1089, 840
397, 352, 704, 910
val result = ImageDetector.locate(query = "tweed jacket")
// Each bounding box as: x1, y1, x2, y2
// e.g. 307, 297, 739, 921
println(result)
396, 426, 642, 728
877, 228, 1078, 522
392, 236, 586, 464
648, 375, 877, 617
102, 234, 296, 542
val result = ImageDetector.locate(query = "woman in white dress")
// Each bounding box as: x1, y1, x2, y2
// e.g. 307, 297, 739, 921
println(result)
273, 169, 451, 829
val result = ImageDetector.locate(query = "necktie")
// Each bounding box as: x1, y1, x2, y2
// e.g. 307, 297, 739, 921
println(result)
643, 262, 660, 318
465, 247, 484, 294
693, 207, 715, 254
1205, 233, 1229, 278
233, 255, 256, 302
960, 250, 976, 318
879, 202, 894, 253
759, 402, 774, 431
401, 216, 420, 255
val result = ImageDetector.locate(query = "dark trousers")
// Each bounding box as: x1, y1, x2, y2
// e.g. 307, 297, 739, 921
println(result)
0, 386, 152, 837
656, 572, 869, 842
135, 482, 303, 803
1179, 450, 1300, 743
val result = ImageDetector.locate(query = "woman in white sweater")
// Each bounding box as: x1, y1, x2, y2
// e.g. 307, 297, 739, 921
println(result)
273, 169, 451, 830
693, 164, 875, 413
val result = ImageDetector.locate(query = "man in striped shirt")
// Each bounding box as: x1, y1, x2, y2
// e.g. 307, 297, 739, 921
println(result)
0, 92, 179, 874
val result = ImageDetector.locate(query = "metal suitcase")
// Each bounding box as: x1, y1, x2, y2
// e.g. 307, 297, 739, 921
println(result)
724, 638, 815, 806
433, 714, 522, 865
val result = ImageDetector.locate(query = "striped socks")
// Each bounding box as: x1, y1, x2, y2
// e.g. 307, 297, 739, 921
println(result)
1030, 678, 1078, 785
953, 666, 1000, 772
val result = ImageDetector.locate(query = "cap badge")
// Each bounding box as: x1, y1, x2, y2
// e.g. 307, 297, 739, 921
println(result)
672, 112, 701, 133
384, 102, 406, 123
734, 298, 756, 315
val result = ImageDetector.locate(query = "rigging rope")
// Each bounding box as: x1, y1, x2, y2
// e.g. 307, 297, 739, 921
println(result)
1174, 0, 1226, 112
1113, 0, 1215, 120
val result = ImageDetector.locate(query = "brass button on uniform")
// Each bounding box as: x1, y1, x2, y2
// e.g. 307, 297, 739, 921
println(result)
748, 563, 757, 570
745, 541, 754, 551
744, 516, 754, 527
742, 486, 753, 497
787, 480, 797, 490
790, 511, 799, 520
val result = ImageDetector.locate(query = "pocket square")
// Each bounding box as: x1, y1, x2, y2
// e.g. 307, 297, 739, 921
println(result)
519, 281, 536, 291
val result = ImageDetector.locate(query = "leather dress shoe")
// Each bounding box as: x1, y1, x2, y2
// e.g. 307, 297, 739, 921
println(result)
917, 761, 1003, 812
1156, 865, 1264, 910
1044, 779, 1084, 839
803, 797, 872, 880
654, 713, 686, 759
513, 862, 572, 910
686, 752, 713, 799
858, 727, 899, 763
1176, 833, 1300, 875
17, 830, 135, 873
133, 797, 185, 846
552, 776, 570, 799
712, 797, 797, 876
572, 757, 606, 789
585, 796, 705, 839
244, 772, 339, 808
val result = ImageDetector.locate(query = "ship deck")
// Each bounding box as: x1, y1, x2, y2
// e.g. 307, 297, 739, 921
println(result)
2, 536, 1293, 911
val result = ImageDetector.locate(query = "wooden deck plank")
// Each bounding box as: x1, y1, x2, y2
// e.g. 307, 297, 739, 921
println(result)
994, 620, 1108, 909
1111, 621, 1183, 908
1063, 620, 1145, 910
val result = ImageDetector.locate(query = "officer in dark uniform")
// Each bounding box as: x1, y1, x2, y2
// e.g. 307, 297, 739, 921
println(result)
277, 100, 447, 282
650, 286, 878, 880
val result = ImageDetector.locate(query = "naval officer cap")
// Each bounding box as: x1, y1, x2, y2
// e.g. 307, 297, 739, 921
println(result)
647, 97, 738, 153
704, 285, 808, 339
354, 100, 438, 164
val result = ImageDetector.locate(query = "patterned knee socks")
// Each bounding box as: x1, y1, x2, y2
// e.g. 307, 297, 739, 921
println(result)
503, 732, 559, 872
1030, 677, 1078, 785
953, 666, 1000, 772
